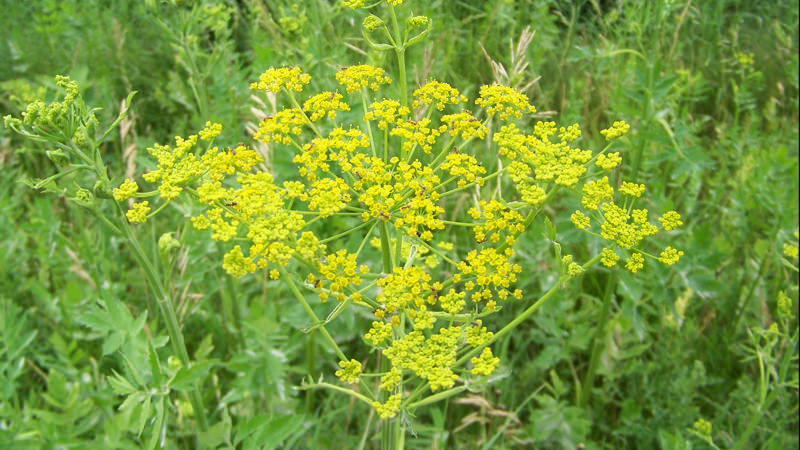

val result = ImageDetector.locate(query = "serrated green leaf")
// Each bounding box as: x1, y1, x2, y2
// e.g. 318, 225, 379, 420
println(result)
247, 414, 305, 450
119, 392, 147, 413
78, 305, 112, 333
199, 410, 231, 448
234, 414, 273, 445
106, 297, 133, 331
108, 370, 138, 395
194, 334, 214, 361
102, 330, 125, 356
169, 360, 217, 391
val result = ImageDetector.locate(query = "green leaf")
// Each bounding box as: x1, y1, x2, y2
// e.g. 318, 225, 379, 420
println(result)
118, 392, 147, 413
193, 334, 214, 361
234, 414, 274, 445
108, 370, 138, 395
106, 297, 133, 332
145, 396, 166, 450
78, 304, 112, 333
543, 216, 556, 241
102, 330, 125, 356
136, 394, 152, 437
199, 409, 231, 448
169, 360, 217, 391
148, 341, 163, 385
245, 414, 305, 450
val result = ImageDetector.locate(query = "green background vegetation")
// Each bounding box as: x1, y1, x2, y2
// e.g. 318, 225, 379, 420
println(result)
1, 0, 797, 448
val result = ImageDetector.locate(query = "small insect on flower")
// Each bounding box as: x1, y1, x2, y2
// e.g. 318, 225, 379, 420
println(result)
314, 278, 323, 289
225, 202, 237, 207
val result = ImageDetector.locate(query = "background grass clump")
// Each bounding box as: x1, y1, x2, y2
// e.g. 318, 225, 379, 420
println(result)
0, 0, 797, 448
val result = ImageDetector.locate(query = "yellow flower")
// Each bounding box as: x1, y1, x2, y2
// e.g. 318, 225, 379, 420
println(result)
336, 65, 392, 93
658, 246, 684, 266
784, 243, 799, 259
365, 321, 393, 346
658, 211, 683, 230
222, 245, 256, 278
600, 120, 630, 140
335, 359, 362, 384
379, 367, 402, 391
475, 84, 535, 120
113, 178, 139, 202
625, 253, 644, 273
126, 201, 150, 223
372, 394, 402, 419
600, 247, 619, 267
364, 99, 409, 130
471, 347, 500, 376
439, 111, 487, 140
412, 81, 467, 111
596, 152, 622, 170
198, 121, 222, 141
619, 181, 645, 198
571, 210, 590, 230
250, 66, 311, 93
303, 91, 350, 121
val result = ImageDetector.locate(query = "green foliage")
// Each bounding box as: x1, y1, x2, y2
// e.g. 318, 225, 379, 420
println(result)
1, 0, 798, 448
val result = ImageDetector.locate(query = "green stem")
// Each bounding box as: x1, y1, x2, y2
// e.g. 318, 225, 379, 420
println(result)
114, 203, 209, 432
379, 221, 394, 273
282, 269, 348, 361
577, 272, 615, 408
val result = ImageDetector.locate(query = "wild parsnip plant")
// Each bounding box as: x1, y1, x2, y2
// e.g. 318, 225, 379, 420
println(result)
6, 0, 687, 446
2, 0, 797, 449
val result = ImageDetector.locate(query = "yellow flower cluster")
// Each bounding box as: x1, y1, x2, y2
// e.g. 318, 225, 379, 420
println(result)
317, 249, 366, 302
467, 200, 525, 245
250, 66, 311, 93
600, 120, 630, 140
254, 108, 307, 145
126, 201, 150, 223
390, 117, 442, 154
470, 347, 500, 376
364, 99, 410, 130
440, 153, 486, 188
596, 152, 622, 170
440, 112, 488, 140
475, 84, 536, 120
494, 122, 592, 190
372, 394, 402, 419
365, 320, 393, 346
412, 81, 467, 111
303, 91, 350, 121
383, 326, 461, 391
336, 65, 392, 93
335, 359, 363, 384
570, 174, 684, 272
113, 178, 139, 202
457, 248, 522, 309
